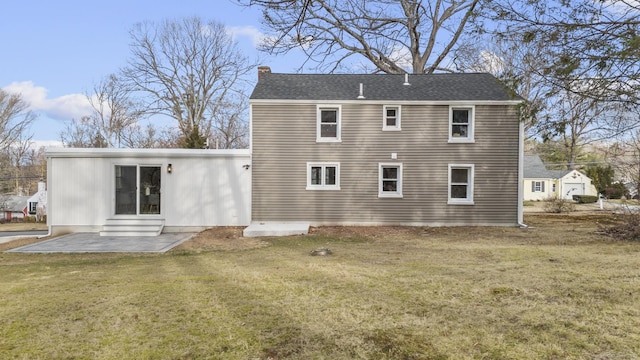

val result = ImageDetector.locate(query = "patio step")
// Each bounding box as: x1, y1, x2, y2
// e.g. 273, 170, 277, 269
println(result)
100, 218, 165, 237
243, 221, 310, 237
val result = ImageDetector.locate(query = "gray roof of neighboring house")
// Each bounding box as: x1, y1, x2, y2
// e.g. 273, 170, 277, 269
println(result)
524, 155, 570, 179
0, 196, 29, 212
250, 72, 522, 101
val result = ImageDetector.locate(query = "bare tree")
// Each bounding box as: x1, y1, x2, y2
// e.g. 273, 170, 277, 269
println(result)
0, 89, 35, 152
120, 123, 178, 149
121, 17, 254, 148
491, 0, 640, 104
86, 74, 142, 147
7, 138, 33, 195
209, 91, 249, 149
241, 0, 483, 74
60, 75, 143, 148
60, 116, 106, 148
453, 38, 550, 137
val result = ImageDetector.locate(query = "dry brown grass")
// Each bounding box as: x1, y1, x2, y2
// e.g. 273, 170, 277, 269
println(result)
0, 222, 47, 231
1, 213, 639, 359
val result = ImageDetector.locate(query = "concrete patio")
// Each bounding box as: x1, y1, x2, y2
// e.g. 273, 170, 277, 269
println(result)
5, 232, 195, 253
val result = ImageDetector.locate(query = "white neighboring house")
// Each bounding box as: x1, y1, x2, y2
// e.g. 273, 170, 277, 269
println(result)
0, 195, 30, 222
0, 182, 47, 222
523, 155, 597, 201
28, 182, 47, 221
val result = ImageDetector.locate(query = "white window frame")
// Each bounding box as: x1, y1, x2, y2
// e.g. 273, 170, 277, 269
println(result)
28, 201, 37, 215
306, 162, 341, 190
316, 105, 341, 142
382, 105, 401, 131
448, 164, 474, 205
533, 181, 545, 192
378, 163, 403, 198
448, 105, 475, 143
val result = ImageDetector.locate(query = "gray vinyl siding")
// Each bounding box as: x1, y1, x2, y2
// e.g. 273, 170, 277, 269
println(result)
251, 103, 520, 226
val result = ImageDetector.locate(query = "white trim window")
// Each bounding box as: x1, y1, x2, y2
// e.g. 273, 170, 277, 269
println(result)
448, 164, 474, 205
378, 163, 403, 198
317, 105, 341, 142
383, 105, 401, 131
532, 181, 545, 192
307, 162, 340, 190
449, 106, 475, 143
28, 201, 37, 215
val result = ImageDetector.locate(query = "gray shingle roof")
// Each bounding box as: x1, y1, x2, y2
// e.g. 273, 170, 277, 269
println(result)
0, 196, 29, 212
524, 155, 570, 179
250, 73, 521, 101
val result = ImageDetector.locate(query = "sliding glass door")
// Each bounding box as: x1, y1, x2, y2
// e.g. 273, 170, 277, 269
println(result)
115, 165, 161, 215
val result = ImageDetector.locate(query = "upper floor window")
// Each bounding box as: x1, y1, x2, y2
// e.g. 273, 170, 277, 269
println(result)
448, 164, 474, 205
317, 105, 341, 142
383, 105, 401, 131
378, 163, 403, 198
449, 106, 475, 143
307, 162, 340, 190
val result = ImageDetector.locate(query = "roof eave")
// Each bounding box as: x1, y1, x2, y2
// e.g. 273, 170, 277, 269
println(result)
249, 99, 524, 105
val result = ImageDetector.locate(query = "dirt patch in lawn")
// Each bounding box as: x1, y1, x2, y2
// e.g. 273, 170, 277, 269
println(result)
173, 212, 624, 253
171, 226, 270, 252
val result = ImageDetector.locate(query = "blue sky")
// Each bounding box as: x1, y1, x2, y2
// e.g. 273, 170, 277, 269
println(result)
0, 0, 299, 147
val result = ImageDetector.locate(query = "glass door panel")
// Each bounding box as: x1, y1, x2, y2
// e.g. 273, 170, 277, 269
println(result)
139, 166, 161, 215
115, 165, 137, 215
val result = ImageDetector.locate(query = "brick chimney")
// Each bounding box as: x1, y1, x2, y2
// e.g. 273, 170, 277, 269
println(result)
258, 66, 271, 80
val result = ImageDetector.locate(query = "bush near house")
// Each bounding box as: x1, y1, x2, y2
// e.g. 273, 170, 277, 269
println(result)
604, 182, 629, 199
544, 196, 575, 213
573, 195, 598, 203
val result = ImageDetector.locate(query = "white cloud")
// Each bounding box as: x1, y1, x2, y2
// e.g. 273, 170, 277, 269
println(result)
478, 50, 506, 75
31, 140, 64, 150
227, 25, 270, 47
603, 0, 640, 15
388, 46, 413, 71
1, 81, 92, 121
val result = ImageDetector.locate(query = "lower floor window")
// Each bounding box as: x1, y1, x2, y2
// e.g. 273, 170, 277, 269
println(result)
28, 202, 37, 215
379, 163, 403, 198
307, 162, 340, 190
448, 164, 474, 204
533, 181, 545, 192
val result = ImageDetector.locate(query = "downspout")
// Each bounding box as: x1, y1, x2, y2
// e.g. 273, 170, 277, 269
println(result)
39, 153, 53, 238
517, 112, 528, 229
38, 227, 52, 239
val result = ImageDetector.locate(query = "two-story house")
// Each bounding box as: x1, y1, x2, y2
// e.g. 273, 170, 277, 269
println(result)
248, 67, 524, 230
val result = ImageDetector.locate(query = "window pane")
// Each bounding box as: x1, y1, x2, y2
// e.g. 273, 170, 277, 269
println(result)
325, 166, 336, 185
383, 167, 398, 180
311, 167, 322, 185
321, 110, 337, 124
451, 168, 468, 183
386, 108, 398, 127
115, 165, 137, 215
451, 185, 468, 198
453, 109, 469, 124
383, 180, 397, 192
321, 124, 337, 137
386, 117, 396, 126
452, 125, 467, 137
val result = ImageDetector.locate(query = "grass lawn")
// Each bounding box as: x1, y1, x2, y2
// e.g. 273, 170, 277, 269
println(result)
0, 222, 47, 231
1, 214, 639, 359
